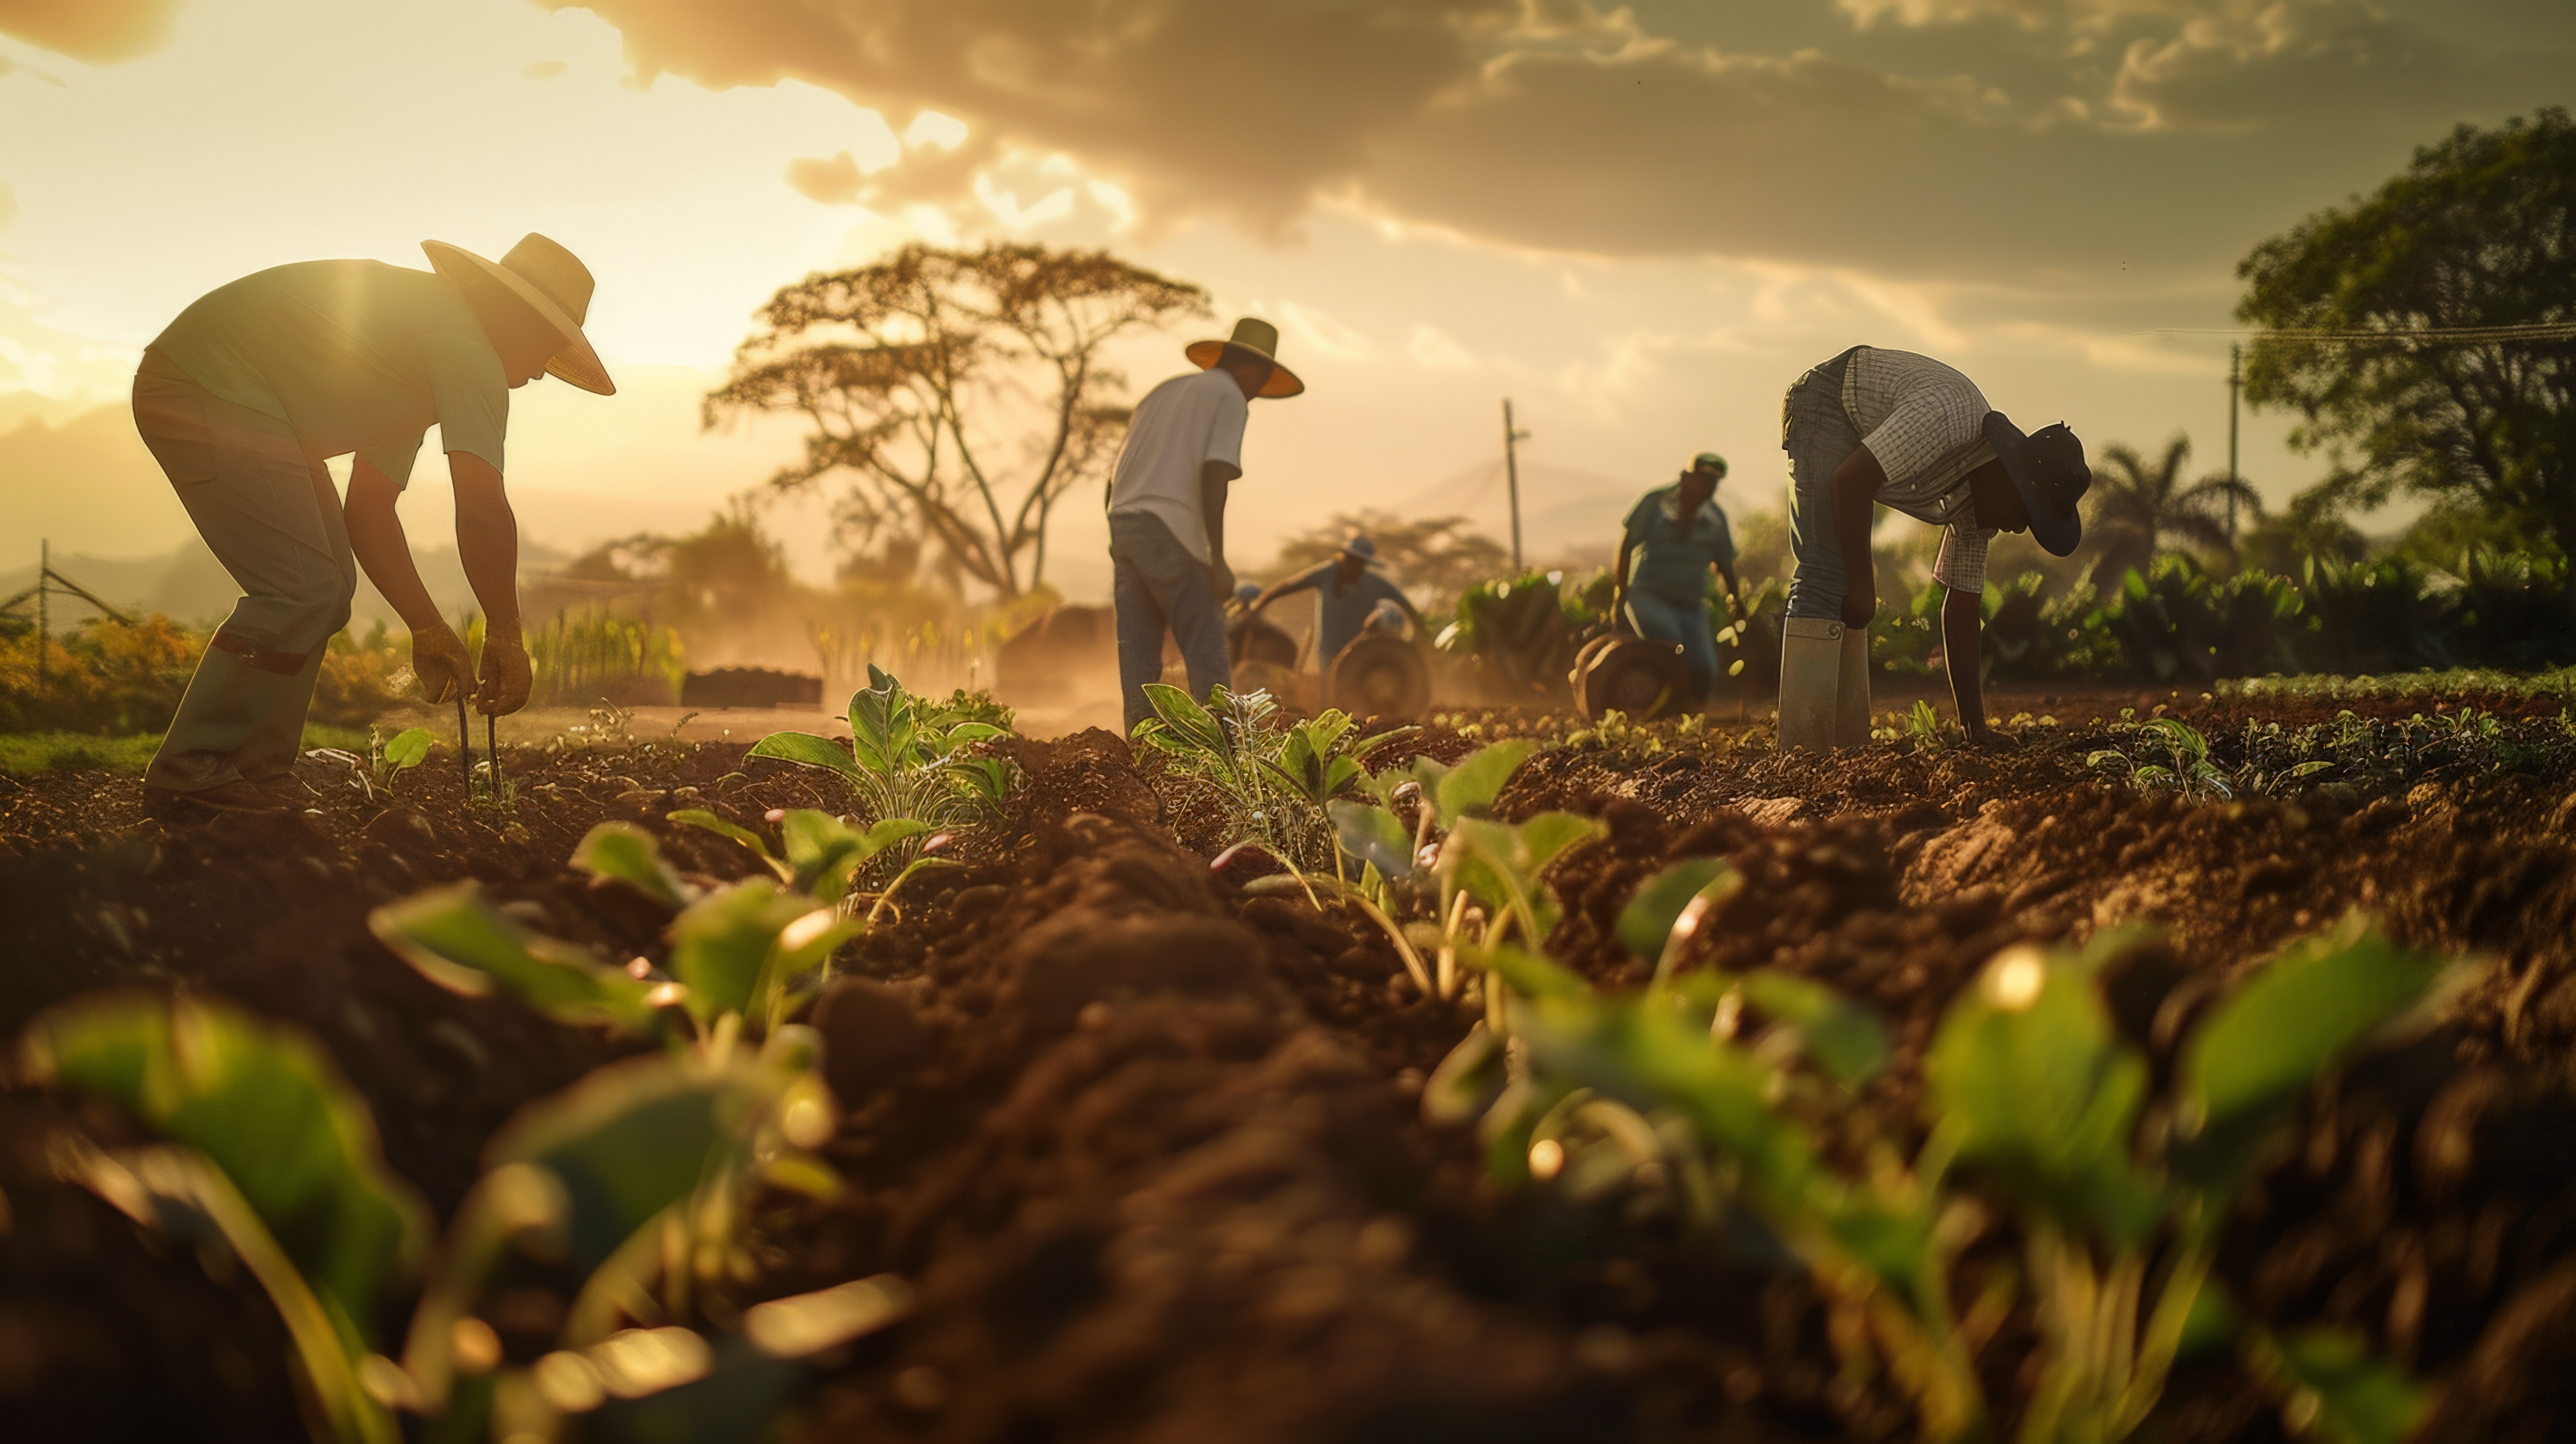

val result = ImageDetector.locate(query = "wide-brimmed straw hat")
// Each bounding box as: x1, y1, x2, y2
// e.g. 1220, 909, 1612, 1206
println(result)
1184, 317, 1303, 399
1982, 411, 2090, 556
421, 233, 614, 396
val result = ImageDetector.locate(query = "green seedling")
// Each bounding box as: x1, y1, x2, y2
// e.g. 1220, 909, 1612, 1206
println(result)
749, 665, 1014, 830
1135, 683, 1414, 873
669, 806, 935, 908
1436, 906, 2465, 1444
2088, 716, 2232, 800
20, 994, 432, 1444
376, 726, 434, 789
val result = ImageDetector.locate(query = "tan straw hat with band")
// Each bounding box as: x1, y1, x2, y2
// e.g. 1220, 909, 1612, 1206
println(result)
1184, 317, 1303, 398
421, 233, 614, 396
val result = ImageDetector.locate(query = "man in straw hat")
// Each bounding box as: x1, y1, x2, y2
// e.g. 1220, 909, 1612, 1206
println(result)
1245, 533, 1426, 671
1776, 345, 2089, 749
130, 233, 613, 812
1104, 316, 1302, 731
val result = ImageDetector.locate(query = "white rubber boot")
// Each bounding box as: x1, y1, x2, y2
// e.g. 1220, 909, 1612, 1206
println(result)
1836, 621, 1872, 748
1778, 617, 1846, 749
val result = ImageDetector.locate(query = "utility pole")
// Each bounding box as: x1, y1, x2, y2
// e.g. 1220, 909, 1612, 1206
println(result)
35, 538, 47, 698
1501, 398, 1531, 573
2227, 344, 2242, 540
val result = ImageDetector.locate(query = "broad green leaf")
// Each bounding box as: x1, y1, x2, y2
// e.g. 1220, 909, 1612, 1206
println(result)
748, 730, 866, 784
1615, 857, 1738, 962
382, 726, 433, 772
1141, 682, 1228, 756
777, 809, 928, 899
1925, 945, 2164, 1245
1742, 969, 1891, 1086
2173, 923, 2450, 1189
938, 720, 1008, 749
847, 664, 923, 776
483, 1054, 767, 1272
2263, 1327, 2433, 1444
23, 994, 431, 1346
666, 879, 822, 1023
1431, 739, 1537, 824
1440, 812, 1605, 944
370, 885, 659, 1033
1329, 800, 1413, 879
1476, 942, 1590, 1000
573, 822, 695, 906
668, 809, 791, 883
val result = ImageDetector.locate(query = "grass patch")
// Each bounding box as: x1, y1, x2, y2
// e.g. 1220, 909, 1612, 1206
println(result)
2220, 666, 2576, 704
0, 722, 380, 776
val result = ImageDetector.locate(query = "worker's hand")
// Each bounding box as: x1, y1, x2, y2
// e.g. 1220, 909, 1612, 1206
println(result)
1211, 559, 1237, 601
410, 624, 474, 705
1839, 584, 1878, 630
473, 628, 533, 717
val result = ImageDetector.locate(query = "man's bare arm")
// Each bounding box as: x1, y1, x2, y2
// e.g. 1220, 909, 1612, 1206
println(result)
344, 457, 475, 703
448, 452, 521, 636
1200, 459, 1238, 594
1830, 446, 1888, 628
1942, 583, 1990, 741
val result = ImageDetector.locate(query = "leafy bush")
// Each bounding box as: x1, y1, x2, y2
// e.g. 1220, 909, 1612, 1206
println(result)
1134, 683, 1414, 873
1982, 575, 2123, 681
2101, 559, 2306, 684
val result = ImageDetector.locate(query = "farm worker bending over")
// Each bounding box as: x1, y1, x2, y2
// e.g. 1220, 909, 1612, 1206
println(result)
1614, 452, 1743, 708
1106, 316, 1303, 731
1246, 534, 1428, 668
132, 234, 613, 813
1777, 346, 2090, 749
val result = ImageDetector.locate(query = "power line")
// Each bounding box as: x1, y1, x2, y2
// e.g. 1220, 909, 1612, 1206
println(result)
2138, 322, 2576, 343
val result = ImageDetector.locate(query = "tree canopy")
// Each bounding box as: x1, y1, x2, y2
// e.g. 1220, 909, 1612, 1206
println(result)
707, 243, 1210, 599
2238, 108, 2576, 571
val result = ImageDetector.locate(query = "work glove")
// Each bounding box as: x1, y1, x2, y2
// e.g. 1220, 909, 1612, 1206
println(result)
411, 624, 474, 705
473, 628, 533, 716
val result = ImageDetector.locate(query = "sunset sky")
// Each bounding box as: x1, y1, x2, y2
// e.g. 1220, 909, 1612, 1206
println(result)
4, 0, 2572, 603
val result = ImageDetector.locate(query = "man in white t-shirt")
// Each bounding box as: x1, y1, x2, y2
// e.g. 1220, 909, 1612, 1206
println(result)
1106, 316, 1304, 730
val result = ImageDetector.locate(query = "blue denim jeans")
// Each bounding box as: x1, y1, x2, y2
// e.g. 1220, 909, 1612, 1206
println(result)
1622, 589, 1718, 705
1110, 511, 1232, 732
1782, 348, 1863, 622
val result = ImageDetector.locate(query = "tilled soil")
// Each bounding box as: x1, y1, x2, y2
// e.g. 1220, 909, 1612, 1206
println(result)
2, 703, 2574, 1442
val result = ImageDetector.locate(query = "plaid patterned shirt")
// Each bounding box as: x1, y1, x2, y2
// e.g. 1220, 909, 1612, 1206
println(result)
1843, 346, 1999, 591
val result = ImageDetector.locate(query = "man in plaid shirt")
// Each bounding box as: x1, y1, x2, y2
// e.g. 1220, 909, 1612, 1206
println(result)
1777, 346, 2090, 748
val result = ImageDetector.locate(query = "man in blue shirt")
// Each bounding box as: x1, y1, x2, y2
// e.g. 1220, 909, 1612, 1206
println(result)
1248, 534, 1427, 669
1614, 452, 1742, 707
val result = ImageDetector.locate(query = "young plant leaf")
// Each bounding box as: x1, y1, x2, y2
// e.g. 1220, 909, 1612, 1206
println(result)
748, 730, 866, 784
668, 808, 787, 881
381, 726, 433, 772
1140, 682, 1229, 757
1428, 739, 1537, 824
1421, 1020, 1506, 1127
665, 879, 827, 1024
573, 822, 697, 906
1742, 969, 1891, 1087
370, 885, 659, 1033
2171, 922, 2453, 1189
23, 994, 432, 1349
1925, 945, 2164, 1246
1328, 800, 1414, 879
1615, 857, 1738, 962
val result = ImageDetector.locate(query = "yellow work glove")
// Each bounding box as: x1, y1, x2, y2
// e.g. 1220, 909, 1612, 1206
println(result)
473, 627, 533, 717
410, 623, 474, 705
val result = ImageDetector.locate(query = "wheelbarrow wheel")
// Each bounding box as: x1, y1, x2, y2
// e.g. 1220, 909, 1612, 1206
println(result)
1326, 634, 1432, 720
1573, 635, 1691, 722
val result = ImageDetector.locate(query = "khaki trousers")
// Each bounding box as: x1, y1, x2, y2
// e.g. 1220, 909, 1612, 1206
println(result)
131, 351, 356, 792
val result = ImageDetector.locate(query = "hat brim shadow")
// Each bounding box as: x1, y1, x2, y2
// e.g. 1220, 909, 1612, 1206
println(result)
1185, 339, 1304, 398
1984, 412, 2082, 557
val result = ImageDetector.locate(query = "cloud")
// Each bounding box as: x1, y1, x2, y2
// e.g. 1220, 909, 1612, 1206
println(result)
523, 59, 569, 80
552, 0, 2574, 285
1409, 324, 1478, 369
0, 0, 180, 63
786, 150, 864, 204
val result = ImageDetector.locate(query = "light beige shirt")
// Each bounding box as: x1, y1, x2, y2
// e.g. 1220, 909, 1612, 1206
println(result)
1844, 346, 1998, 592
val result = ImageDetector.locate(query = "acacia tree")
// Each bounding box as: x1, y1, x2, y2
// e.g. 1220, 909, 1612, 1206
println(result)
2080, 435, 2261, 589
2238, 108, 2576, 576
707, 243, 1209, 599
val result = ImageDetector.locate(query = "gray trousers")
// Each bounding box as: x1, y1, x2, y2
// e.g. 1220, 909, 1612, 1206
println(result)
132, 351, 356, 791
1109, 511, 1230, 733
1782, 348, 1864, 621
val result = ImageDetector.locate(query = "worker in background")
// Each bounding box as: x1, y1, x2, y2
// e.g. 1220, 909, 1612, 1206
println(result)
1778, 345, 2089, 748
131, 234, 612, 814
1613, 452, 1741, 709
1106, 317, 1303, 731
1246, 534, 1427, 670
